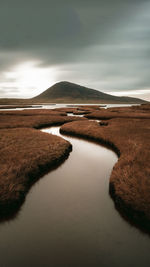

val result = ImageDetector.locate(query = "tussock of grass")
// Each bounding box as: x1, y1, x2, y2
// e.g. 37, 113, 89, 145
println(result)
60, 117, 150, 229
0, 128, 72, 214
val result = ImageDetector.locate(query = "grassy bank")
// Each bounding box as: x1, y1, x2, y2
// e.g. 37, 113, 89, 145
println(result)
85, 106, 150, 120
0, 128, 72, 216
60, 116, 150, 230
0, 110, 86, 217
0, 113, 86, 129
0, 109, 66, 116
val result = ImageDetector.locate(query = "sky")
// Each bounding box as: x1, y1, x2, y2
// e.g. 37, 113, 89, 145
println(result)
0, 0, 150, 100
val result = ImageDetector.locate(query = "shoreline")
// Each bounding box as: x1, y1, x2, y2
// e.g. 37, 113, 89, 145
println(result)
0, 127, 73, 218
61, 124, 150, 231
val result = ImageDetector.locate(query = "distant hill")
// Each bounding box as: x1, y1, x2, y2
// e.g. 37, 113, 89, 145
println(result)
32, 81, 147, 104
0, 81, 148, 104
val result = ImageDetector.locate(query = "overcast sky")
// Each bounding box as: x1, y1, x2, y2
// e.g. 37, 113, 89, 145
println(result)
0, 0, 150, 100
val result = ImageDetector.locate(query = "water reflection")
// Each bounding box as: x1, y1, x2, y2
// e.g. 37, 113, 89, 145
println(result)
67, 112, 84, 117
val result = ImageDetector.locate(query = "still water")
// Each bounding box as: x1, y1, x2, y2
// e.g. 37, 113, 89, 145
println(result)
0, 127, 150, 266
0, 103, 136, 111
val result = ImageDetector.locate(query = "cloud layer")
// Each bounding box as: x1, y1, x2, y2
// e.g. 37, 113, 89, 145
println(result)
0, 0, 150, 100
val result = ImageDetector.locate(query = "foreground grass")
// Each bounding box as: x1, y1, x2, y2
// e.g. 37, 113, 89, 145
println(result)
0, 110, 86, 217
0, 128, 72, 215
60, 117, 150, 230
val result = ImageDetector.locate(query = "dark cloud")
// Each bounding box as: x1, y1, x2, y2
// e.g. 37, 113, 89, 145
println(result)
0, 0, 150, 100
0, 0, 142, 52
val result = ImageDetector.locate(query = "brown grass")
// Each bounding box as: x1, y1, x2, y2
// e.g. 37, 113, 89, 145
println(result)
73, 105, 102, 114
1, 104, 150, 228
0, 113, 86, 129
0, 109, 67, 116
53, 105, 102, 115
77, 105, 102, 110
0, 128, 72, 215
60, 117, 150, 230
53, 107, 79, 113
0, 110, 87, 216
86, 104, 150, 120
107, 104, 150, 113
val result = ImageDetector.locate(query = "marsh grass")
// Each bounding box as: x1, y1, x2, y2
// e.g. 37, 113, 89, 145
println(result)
0, 113, 86, 129
0, 128, 72, 215
0, 109, 66, 116
86, 104, 150, 120
60, 113, 150, 229
0, 104, 150, 228
0, 110, 86, 216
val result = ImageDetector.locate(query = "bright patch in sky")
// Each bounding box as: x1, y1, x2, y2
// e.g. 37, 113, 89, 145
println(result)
0, 1, 150, 101
2, 61, 57, 98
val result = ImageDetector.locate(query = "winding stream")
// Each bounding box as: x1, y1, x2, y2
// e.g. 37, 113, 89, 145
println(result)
0, 126, 150, 266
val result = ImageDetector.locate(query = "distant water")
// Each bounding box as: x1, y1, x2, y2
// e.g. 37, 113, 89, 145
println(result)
0, 103, 137, 111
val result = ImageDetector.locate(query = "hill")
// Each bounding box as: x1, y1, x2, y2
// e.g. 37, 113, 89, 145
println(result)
0, 81, 148, 104
32, 81, 147, 104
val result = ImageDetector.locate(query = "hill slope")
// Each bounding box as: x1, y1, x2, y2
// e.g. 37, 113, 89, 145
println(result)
32, 81, 147, 104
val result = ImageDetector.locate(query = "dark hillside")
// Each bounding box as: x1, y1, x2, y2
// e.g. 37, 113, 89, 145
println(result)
32, 81, 147, 104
